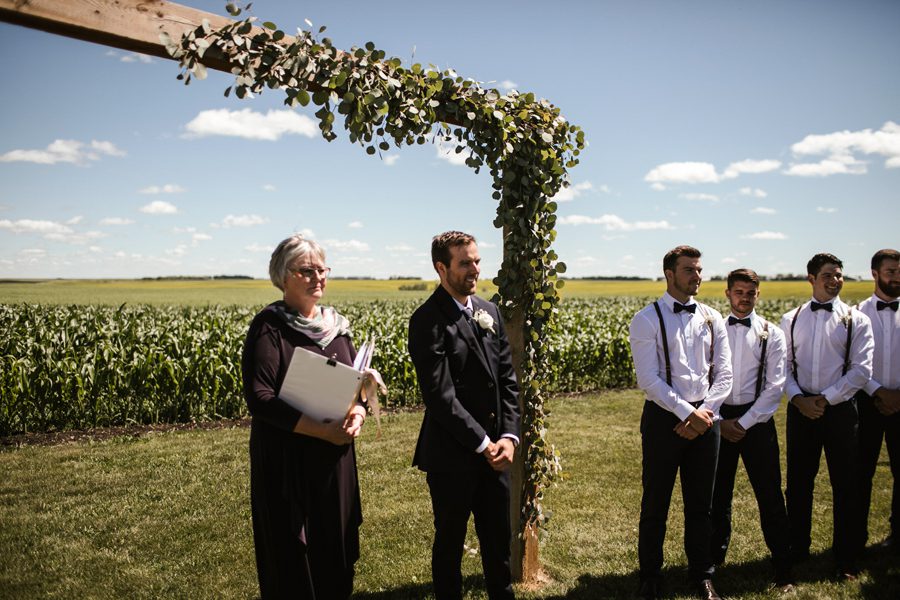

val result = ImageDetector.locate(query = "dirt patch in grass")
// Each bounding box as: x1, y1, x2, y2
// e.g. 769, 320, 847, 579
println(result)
1, 417, 252, 449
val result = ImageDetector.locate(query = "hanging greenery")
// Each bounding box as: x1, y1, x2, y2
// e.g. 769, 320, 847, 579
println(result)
163, 2, 585, 535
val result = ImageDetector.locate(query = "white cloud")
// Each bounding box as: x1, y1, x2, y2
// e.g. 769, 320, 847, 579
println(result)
739, 187, 768, 198
784, 154, 866, 177
139, 200, 179, 215
740, 231, 788, 240
245, 243, 274, 253
721, 257, 738, 264
678, 192, 719, 202
215, 214, 269, 228
183, 108, 317, 141
435, 138, 471, 166
321, 239, 370, 252
0, 139, 125, 165
597, 184, 612, 194
100, 217, 135, 225
88, 246, 102, 253
192, 233, 212, 242
478, 241, 497, 248
121, 52, 153, 64
498, 80, 518, 91
347, 221, 363, 229
552, 181, 593, 202
262, 184, 277, 192
722, 159, 781, 179
383, 155, 400, 166
816, 206, 838, 213
0, 219, 73, 236
750, 207, 777, 215
645, 161, 720, 185
299, 228, 316, 239
0, 218, 105, 244
650, 182, 666, 192
66, 216, 84, 225
139, 183, 185, 194
166, 244, 188, 257
645, 159, 780, 186
558, 214, 674, 231
787, 121, 900, 175
386, 243, 414, 253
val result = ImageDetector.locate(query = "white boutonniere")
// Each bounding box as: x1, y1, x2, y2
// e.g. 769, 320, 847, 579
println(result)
703, 314, 715, 327
758, 329, 769, 345
840, 312, 852, 328
472, 308, 496, 334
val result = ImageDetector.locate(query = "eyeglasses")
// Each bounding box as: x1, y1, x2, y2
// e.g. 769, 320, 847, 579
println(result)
291, 266, 331, 280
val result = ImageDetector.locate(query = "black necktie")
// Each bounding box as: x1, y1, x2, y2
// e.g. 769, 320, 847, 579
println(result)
674, 302, 696, 314
810, 301, 833, 312
877, 300, 899, 311
728, 316, 751, 327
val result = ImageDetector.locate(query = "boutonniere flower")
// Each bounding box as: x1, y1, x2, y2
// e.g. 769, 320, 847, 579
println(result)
840, 312, 852, 328
758, 329, 769, 345
703, 314, 715, 327
472, 308, 496, 334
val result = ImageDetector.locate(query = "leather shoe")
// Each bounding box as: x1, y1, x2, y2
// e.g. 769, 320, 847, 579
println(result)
636, 578, 660, 600
697, 579, 722, 600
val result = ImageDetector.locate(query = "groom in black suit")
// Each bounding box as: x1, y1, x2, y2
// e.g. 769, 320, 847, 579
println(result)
409, 231, 521, 600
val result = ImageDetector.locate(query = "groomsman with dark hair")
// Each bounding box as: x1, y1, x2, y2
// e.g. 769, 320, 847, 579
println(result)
781, 253, 874, 579
711, 268, 793, 591
856, 248, 900, 553
629, 245, 732, 600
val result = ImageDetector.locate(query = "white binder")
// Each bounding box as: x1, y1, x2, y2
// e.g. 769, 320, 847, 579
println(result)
278, 340, 375, 423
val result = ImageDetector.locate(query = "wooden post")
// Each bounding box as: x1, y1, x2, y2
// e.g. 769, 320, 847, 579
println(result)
502, 229, 541, 584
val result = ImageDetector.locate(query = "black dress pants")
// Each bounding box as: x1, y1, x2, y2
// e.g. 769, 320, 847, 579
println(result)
639, 401, 720, 584
710, 403, 791, 578
426, 465, 514, 600
785, 399, 861, 570
858, 392, 900, 544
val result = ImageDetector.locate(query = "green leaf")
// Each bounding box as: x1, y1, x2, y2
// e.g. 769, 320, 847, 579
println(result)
296, 89, 310, 106
263, 21, 277, 30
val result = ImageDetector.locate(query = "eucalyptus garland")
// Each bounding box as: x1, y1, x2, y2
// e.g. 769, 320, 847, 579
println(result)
164, 3, 584, 535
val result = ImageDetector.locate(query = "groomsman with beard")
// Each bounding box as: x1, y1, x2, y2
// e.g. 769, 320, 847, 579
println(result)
856, 249, 900, 553
710, 269, 793, 592
781, 253, 874, 580
629, 245, 732, 600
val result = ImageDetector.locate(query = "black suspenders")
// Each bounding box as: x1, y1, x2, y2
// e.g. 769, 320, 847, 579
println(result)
652, 302, 672, 386
754, 320, 769, 401
652, 301, 715, 389
789, 303, 855, 388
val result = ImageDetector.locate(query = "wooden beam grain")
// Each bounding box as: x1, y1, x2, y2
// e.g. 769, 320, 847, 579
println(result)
0, 0, 236, 71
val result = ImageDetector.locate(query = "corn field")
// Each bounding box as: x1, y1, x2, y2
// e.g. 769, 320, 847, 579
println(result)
0, 298, 801, 435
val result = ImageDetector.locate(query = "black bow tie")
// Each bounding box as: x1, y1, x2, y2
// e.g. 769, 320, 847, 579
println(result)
877, 300, 899, 311
728, 316, 751, 327
810, 301, 833, 312
674, 302, 696, 314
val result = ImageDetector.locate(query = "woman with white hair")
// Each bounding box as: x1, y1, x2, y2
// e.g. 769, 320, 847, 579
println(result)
241, 234, 368, 599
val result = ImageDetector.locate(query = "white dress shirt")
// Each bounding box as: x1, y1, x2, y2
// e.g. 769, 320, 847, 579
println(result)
724, 311, 787, 430
781, 296, 874, 404
629, 292, 733, 422
857, 293, 900, 395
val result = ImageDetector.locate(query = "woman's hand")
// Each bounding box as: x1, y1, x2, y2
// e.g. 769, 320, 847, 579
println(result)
293, 414, 354, 445
343, 404, 366, 438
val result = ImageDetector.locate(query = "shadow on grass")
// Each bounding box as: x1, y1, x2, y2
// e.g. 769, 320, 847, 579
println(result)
354, 575, 484, 600
544, 544, 899, 600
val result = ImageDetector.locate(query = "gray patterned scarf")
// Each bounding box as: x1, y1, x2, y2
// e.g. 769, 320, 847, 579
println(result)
273, 302, 351, 349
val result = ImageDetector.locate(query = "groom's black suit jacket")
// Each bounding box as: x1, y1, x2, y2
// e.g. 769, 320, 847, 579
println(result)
409, 285, 520, 473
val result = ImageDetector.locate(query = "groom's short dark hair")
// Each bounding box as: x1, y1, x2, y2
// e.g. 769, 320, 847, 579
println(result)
432, 231, 476, 268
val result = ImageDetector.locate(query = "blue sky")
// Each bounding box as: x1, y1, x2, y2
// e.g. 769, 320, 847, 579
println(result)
1, 0, 897, 281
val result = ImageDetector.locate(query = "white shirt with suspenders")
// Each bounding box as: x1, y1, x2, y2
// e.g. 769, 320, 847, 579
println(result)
724, 311, 787, 429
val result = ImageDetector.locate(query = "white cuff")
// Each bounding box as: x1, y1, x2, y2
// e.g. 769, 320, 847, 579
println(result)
475, 435, 491, 454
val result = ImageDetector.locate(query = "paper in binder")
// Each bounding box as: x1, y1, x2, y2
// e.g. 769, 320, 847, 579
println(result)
278, 339, 375, 423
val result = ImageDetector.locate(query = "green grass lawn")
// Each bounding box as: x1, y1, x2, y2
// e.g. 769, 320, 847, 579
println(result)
1, 390, 896, 599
